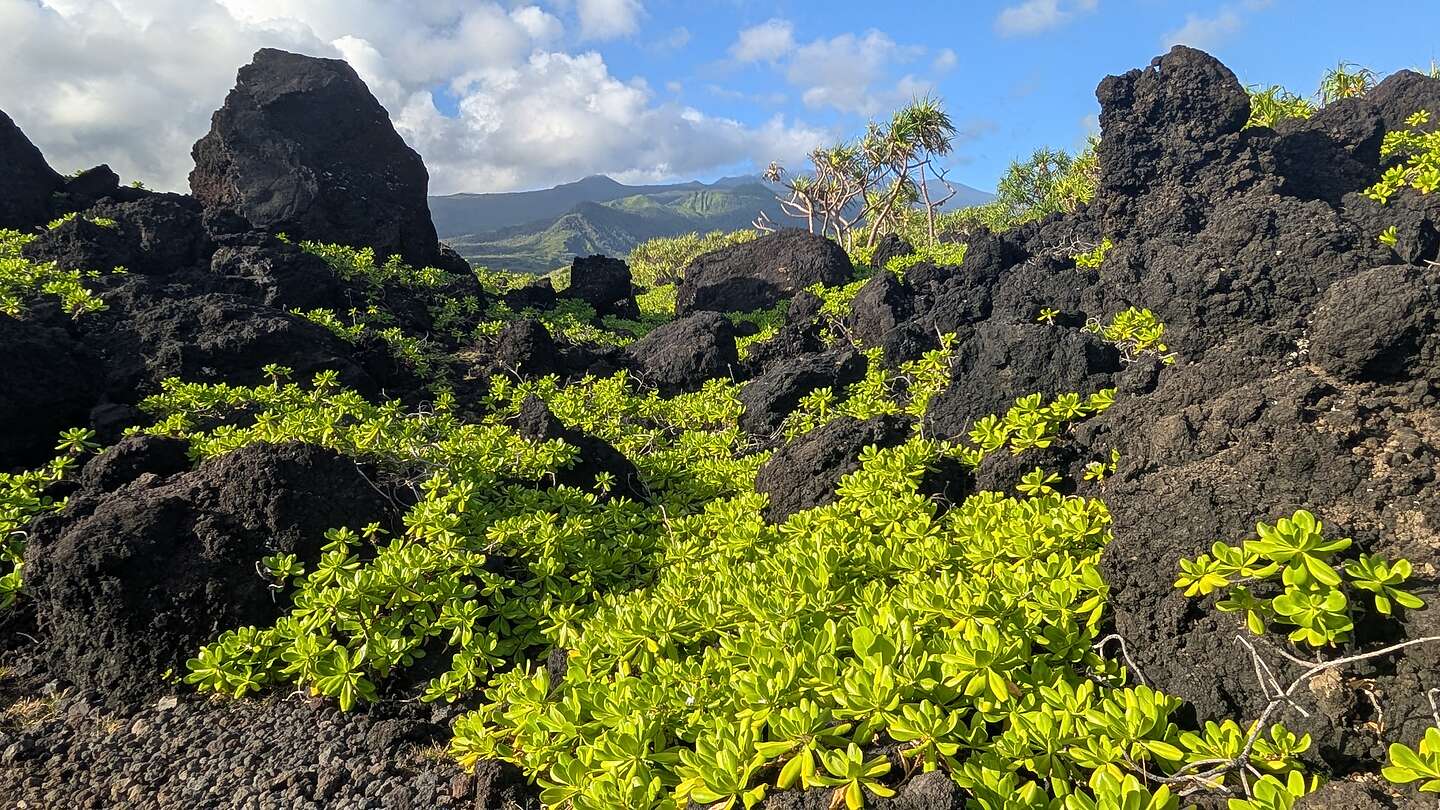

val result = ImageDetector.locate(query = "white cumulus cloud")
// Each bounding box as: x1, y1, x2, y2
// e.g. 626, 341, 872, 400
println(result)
0, 0, 825, 194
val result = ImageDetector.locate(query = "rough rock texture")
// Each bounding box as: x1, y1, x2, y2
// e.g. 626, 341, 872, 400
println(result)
625, 311, 739, 395
869, 233, 914, 272
492, 319, 564, 379
0, 108, 63, 229
514, 395, 647, 502
23, 194, 211, 277
562, 255, 638, 318
503, 278, 557, 311
0, 686, 540, 809
85, 288, 376, 399
0, 316, 106, 468
23, 442, 392, 705
755, 415, 911, 521
676, 229, 852, 315
739, 349, 866, 439
924, 323, 1121, 440
190, 48, 443, 266
846, 271, 914, 348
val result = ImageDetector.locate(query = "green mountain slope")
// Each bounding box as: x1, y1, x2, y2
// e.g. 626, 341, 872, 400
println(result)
435, 175, 995, 274
442, 182, 789, 274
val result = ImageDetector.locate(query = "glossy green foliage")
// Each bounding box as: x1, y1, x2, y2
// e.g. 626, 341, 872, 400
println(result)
0, 228, 114, 317
1365, 110, 1440, 204
1072, 239, 1113, 271
1085, 308, 1174, 364
1384, 727, 1440, 794
1175, 510, 1422, 647
0, 428, 100, 608
885, 241, 969, 274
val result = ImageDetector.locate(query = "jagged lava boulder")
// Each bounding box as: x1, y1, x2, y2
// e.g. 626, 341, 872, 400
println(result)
0, 316, 106, 468
513, 396, 646, 501
676, 229, 852, 315
24, 441, 392, 705
0, 108, 64, 229
756, 414, 911, 521
625, 311, 738, 395
190, 48, 444, 267
563, 255, 639, 318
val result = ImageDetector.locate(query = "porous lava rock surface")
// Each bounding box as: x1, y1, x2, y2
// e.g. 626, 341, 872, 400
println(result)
0, 109, 63, 230
190, 48, 444, 267
756, 414, 911, 521
676, 228, 852, 315
563, 254, 639, 318
625, 310, 739, 395
22, 441, 393, 706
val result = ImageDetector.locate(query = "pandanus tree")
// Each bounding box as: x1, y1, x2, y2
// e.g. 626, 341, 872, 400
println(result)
756, 97, 959, 249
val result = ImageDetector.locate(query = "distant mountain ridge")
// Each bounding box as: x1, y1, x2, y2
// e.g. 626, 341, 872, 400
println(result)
430, 174, 995, 274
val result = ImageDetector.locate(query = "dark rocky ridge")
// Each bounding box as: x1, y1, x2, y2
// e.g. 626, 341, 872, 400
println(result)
1, 42, 1439, 809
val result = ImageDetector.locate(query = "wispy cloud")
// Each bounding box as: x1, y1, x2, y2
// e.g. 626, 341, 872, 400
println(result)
995, 0, 1098, 37
730, 18, 795, 63
1161, 1, 1269, 50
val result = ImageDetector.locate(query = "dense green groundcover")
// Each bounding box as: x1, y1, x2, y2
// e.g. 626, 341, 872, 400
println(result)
5, 94, 1439, 805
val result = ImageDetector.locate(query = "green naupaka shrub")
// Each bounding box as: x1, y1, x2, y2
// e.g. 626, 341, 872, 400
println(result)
1, 428, 101, 609
1086, 308, 1175, 365
1384, 726, 1440, 795
453, 434, 1310, 809
965, 390, 1116, 465
1071, 238, 1112, 270
1365, 110, 1440, 204
1175, 509, 1423, 647
884, 241, 968, 274
151, 369, 756, 707
0, 228, 115, 317
782, 339, 961, 440
628, 229, 758, 288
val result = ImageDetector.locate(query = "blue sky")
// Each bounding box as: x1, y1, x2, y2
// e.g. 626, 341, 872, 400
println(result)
526, 0, 1440, 191
6, 0, 1440, 194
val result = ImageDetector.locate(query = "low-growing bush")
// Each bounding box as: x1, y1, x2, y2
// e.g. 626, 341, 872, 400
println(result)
629, 230, 758, 287
0, 228, 115, 317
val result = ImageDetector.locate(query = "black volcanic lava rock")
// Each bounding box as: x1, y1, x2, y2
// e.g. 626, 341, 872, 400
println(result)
869, 233, 914, 272
1368, 69, 1440, 133
0, 108, 64, 230
846, 271, 913, 347
739, 348, 866, 440
0, 315, 106, 468
924, 322, 1121, 440
189, 48, 443, 266
563, 255, 638, 318
755, 414, 910, 521
493, 319, 563, 378
23, 194, 210, 277
85, 286, 376, 398
676, 229, 852, 315
625, 311, 738, 395
513, 395, 646, 501
207, 240, 357, 311
503, 278, 558, 311
24, 442, 392, 705
1309, 263, 1440, 384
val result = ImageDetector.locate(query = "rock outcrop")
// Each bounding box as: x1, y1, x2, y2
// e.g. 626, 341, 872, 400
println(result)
190, 48, 444, 267
0, 109, 64, 230
676, 229, 852, 315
